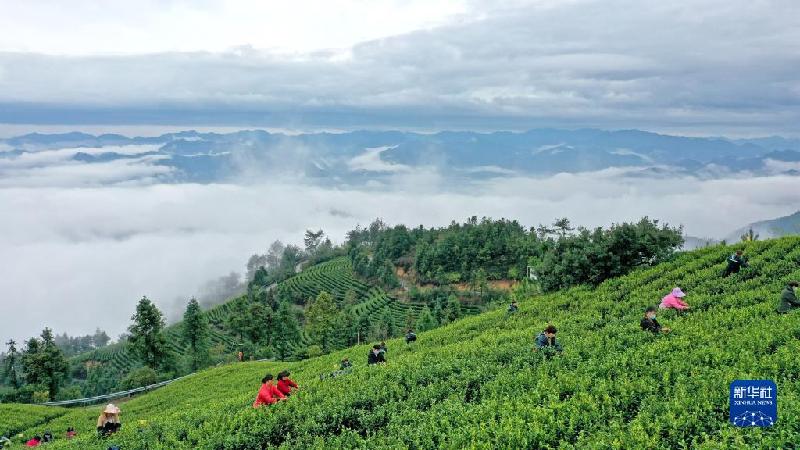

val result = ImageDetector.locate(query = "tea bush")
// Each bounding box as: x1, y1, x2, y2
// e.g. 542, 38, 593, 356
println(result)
0, 403, 67, 437
13, 237, 800, 448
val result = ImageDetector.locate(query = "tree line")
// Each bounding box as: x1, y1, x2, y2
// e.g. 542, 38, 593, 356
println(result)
345, 216, 683, 292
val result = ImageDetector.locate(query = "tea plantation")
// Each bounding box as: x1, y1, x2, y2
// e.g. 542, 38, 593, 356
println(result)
0, 403, 68, 438
6, 237, 800, 449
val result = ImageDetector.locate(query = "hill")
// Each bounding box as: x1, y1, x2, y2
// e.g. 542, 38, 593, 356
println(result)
65, 257, 484, 395
6, 236, 800, 448
726, 210, 800, 242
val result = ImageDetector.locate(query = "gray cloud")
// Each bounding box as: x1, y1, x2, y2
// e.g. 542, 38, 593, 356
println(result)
1, 0, 798, 134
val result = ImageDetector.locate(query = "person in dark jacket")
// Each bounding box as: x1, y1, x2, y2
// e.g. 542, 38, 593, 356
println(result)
507, 301, 519, 314
723, 250, 749, 277
379, 341, 388, 357
641, 306, 671, 333
368, 344, 386, 365
534, 325, 562, 354
777, 281, 800, 313
405, 329, 417, 344
340, 358, 352, 370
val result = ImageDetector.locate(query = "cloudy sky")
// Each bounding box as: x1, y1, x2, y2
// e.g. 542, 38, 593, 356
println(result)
1, 0, 799, 135
1, 0, 799, 345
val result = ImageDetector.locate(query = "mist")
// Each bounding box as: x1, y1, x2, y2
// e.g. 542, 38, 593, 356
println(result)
1, 165, 799, 345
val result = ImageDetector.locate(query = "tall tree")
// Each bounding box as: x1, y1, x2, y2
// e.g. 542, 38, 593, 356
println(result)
273, 301, 301, 359
3, 339, 20, 389
305, 291, 339, 351
378, 308, 396, 339
553, 217, 574, 236
304, 229, 325, 253
226, 299, 250, 342
246, 253, 268, 282
416, 306, 438, 332
243, 303, 272, 345
38, 328, 69, 400
182, 298, 210, 371
21, 337, 41, 385
21, 329, 68, 400
128, 296, 172, 371
444, 295, 462, 323
92, 328, 111, 348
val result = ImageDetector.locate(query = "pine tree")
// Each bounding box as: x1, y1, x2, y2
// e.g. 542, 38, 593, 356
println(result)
445, 295, 462, 323
329, 311, 354, 350
92, 328, 111, 348
3, 339, 20, 389
380, 308, 396, 338
128, 296, 172, 371
21, 329, 68, 400
416, 306, 438, 332
433, 301, 445, 325
305, 291, 339, 351
243, 302, 272, 345
21, 337, 41, 385
379, 260, 399, 288
38, 328, 69, 400
226, 299, 250, 343
182, 298, 210, 371
356, 314, 372, 345
273, 301, 301, 359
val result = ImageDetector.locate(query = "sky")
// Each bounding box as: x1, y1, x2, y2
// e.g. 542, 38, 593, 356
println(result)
1, 0, 799, 344
0, 0, 799, 135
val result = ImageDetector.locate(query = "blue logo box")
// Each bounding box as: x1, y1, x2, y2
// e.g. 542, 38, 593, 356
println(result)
730, 380, 777, 427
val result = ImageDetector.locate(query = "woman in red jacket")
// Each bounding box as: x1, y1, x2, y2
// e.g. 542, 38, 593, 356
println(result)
252, 374, 286, 408
276, 371, 299, 396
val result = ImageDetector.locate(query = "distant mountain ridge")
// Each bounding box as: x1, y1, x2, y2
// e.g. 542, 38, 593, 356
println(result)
726, 211, 800, 242
2, 128, 799, 185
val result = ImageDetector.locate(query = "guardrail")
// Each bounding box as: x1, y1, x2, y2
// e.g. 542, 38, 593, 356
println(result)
38, 358, 277, 408
39, 373, 195, 407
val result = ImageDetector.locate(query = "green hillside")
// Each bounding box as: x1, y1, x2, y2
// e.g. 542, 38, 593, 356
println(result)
66, 257, 481, 388
0, 404, 68, 438
7, 237, 800, 448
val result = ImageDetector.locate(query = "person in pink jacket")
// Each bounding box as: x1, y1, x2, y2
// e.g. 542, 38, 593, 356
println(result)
660, 287, 690, 310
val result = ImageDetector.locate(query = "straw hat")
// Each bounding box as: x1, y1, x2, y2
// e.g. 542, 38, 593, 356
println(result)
103, 404, 120, 414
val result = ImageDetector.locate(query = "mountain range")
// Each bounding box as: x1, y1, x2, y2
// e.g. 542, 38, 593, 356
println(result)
2, 128, 800, 184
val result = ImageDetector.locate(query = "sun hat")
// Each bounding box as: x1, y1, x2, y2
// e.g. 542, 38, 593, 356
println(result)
671, 287, 686, 298
103, 404, 120, 414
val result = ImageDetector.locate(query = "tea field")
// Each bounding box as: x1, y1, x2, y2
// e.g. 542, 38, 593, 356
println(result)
0, 403, 68, 437
8, 237, 800, 449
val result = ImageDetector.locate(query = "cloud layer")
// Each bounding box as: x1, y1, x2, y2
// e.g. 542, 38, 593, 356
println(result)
2, 168, 799, 344
1, 0, 799, 134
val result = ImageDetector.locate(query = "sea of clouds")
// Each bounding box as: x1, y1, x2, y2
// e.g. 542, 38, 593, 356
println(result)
1, 142, 799, 344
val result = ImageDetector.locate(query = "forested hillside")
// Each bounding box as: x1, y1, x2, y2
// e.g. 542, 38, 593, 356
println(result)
1, 217, 684, 403
7, 236, 799, 449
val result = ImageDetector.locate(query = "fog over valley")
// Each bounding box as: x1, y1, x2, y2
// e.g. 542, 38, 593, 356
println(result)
1, 129, 799, 343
